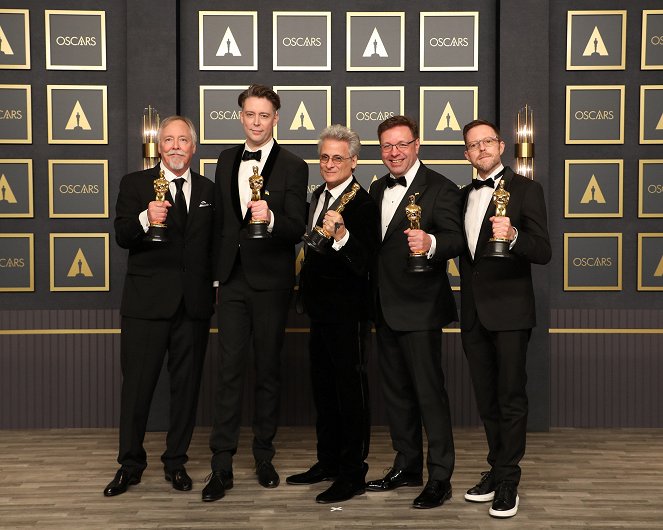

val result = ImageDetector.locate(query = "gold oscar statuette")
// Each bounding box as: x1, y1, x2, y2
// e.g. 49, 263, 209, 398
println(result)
247, 166, 270, 239
302, 183, 360, 253
144, 170, 169, 243
405, 193, 433, 272
482, 180, 513, 259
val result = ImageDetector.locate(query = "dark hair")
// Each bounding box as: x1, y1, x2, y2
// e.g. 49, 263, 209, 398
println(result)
238, 84, 281, 112
462, 119, 500, 144
377, 115, 419, 142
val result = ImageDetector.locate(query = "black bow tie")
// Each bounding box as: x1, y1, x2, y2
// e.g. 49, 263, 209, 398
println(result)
242, 150, 261, 162
471, 177, 495, 190
386, 176, 407, 188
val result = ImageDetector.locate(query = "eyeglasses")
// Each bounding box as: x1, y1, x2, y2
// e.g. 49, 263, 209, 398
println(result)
320, 154, 353, 165
465, 136, 500, 152
380, 139, 416, 152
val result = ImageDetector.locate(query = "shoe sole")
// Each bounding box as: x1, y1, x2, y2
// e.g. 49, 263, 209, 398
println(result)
366, 480, 423, 492
286, 476, 336, 485
464, 491, 495, 502
489, 495, 519, 518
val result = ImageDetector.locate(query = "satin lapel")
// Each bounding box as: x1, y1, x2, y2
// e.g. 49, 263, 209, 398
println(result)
462, 184, 472, 260
373, 176, 388, 219
260, 140, 281, 191
474, 168, 513, 260
230, 146, 244, 222
383, 166, 427, 242
308, 184, 324, 230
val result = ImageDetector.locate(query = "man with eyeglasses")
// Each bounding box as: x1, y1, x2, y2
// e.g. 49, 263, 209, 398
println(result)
365, 115, 463, 509
460, 119, 550, 518
286, 124, 379, 504
203, 84, 308, 502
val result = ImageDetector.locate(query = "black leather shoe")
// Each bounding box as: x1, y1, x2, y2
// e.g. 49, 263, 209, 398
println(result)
464, 470, 495, 502
256, 460, 280, 488
165, 467, 192, 491
286, 462, 338, 485
412, 479, 452, 509
489, 481, 519, 518
366, 468, 423, 491
201, 470, 233, 502
103, 468, 141, 497
316, 478, 366, 504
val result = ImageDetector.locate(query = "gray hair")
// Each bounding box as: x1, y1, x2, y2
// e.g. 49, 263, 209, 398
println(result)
157, 115, 198, 145
318, 124, 361, 158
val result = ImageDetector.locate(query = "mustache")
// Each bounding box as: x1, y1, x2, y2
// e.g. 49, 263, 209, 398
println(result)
165, 149, 186, 156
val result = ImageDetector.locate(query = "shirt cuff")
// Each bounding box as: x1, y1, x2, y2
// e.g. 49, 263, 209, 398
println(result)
267, 210, 275, 232
139, 210, 150, 233
426, 234, 437, 259
509, 227, 519, 249
332, 229, 350, 250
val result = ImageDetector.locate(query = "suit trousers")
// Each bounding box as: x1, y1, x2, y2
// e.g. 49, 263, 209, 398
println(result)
461, 318, 530, 485
118, 304, 209, 472
309, 320, 370, 481
375, 321, 455, 481
209, 260, 292, 471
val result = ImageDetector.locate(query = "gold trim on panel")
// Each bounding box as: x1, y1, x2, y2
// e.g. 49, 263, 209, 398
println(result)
46, 85, 108, 144
198, 11, 258, 71
638, 159, 663, 218
0, 84, 31, 144
637, 233, 663, 291
44, 10, 106, 70
199, 85, 249, 144
564, 233, 622, 291
549, 328, 663, 334
419, 12, 479, 72
345, 86, 404, 145
642, 10, 663, 70
565, 85, 625, 144
346, 12, 405, 72
272, 11, 331, 71
639, 85, 663, 144
199, 158, 217, 179
419, 86, 478, 145
566, 10, 627, 71
49, 233, 110, 292
0, 158, 33, 218
48, 160, 108, 218
0, 233, 34, 292
0, 9, 30, 70
272, 86, 331, 144
564, 159, 623, 218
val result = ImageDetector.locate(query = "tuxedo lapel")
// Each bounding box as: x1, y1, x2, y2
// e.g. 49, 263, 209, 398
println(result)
308, 184, 324, 230
260, 141, 281, 191
230, 146, 243, 222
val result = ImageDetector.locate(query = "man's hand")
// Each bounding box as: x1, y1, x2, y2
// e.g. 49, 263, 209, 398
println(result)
147, 200, 171, 225
248, 199, 271, 223
489, 216, 516, 241
404, 228, 432, 253
323, 210, 346, 242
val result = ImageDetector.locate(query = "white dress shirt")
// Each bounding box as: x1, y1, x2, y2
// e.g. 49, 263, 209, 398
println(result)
464, 164, 504, 259
311, 176, 353, 250
240, 138, 275, 231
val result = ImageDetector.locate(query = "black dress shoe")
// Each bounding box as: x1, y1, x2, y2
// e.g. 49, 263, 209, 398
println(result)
165, 468, 193, 491
201, 470, 234, 502
489, 481, 519, 518
256, 460, 280, 488
103, 468, 141, 497
465, 470, 495, 502
366, 468, 423, 491
316, 478, 366, 504
286, 462, 338, 485
412, 479, 452, 509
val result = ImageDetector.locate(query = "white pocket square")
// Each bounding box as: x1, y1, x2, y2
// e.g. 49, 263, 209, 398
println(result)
199, 200, 211, 207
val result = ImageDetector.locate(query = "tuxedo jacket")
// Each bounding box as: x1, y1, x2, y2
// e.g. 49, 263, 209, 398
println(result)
459, 167, 551, 331
114, 165, 215, 321
213, 142, 308, 290
369, 163, 464, 331
300, 177, 380, 323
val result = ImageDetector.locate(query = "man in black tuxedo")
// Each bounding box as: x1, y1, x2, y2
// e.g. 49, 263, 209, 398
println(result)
365, 116, 463, 509
460, 119, 551, 518
203, 84, 308, 502
286, 125, 379, 504
104, 116, 215, 497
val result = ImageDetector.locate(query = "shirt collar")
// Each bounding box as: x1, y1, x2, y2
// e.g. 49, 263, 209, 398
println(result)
324, 175, 354, 200
243, 138, 275, 161
389, 159, 420, 187
160, 163, 190, 183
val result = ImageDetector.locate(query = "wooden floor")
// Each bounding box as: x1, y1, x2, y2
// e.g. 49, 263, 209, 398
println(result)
1, 427, 662, 529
